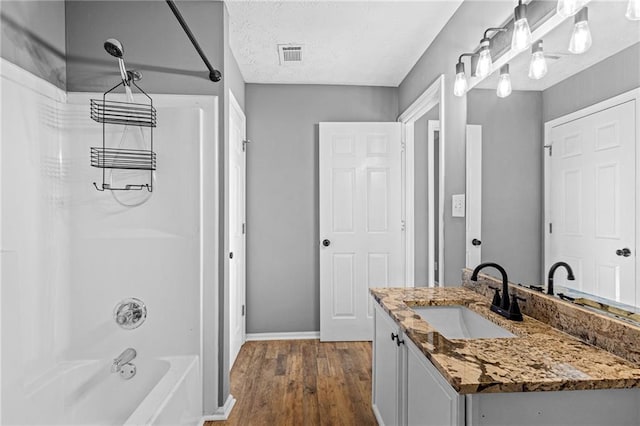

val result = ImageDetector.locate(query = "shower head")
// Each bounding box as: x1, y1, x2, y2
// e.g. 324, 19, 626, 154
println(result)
104, 38, 124, 58
104, 38, 131, 85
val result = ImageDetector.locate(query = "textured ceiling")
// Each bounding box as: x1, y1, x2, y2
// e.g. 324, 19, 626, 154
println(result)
476, 0, 640, 91
226, 0, 464, 86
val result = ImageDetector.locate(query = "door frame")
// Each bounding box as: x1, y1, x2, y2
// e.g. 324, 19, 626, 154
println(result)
398, 75, 446, 287
465, 124, 482, 269
228, 89, 246, 368
543, 87, 640, 293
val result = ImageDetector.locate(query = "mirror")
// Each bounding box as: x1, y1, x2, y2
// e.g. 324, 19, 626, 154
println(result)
466, 1, 640, 313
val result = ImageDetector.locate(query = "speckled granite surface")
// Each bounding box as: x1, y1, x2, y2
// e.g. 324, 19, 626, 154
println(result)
370, 286, 640, 394
462, 268, 640, 364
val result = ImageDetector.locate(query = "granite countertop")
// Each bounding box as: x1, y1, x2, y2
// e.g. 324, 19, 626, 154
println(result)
370, 286, 640, 394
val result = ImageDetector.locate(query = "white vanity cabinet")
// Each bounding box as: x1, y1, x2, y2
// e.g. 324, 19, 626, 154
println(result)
373, 303, 462, 426
405, 338, 463, 426
372, 303, 405, 426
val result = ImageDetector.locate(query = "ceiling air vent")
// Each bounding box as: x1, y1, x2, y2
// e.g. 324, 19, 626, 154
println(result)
278, 44, 303, 65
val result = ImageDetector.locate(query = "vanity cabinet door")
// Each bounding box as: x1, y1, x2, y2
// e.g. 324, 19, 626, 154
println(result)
406, 338, 463, 426
373, 303, 404, 426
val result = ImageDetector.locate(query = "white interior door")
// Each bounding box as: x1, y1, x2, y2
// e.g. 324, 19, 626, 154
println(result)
229, 91, 246, 367
466, 125, 482, 269
319, 122, 404, 341
547, 99, 636, 305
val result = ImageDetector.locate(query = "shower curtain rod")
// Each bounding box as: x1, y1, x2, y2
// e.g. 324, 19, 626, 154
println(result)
166, 0, 222, 82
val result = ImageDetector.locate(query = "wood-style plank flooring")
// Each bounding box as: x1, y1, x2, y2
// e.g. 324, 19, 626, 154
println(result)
207, 340, 377, 426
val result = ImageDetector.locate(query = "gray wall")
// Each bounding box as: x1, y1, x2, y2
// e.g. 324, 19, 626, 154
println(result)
245, 84, 398, 333
65, 0, 242, 412
467, 89, 543, 286
398, 1, 512, 285
543, 43, 640, 122
0, 1, 66, 89
414, 106, 439, 286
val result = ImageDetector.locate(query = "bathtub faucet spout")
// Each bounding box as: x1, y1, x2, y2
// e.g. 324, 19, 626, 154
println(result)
112, 348, 137, 373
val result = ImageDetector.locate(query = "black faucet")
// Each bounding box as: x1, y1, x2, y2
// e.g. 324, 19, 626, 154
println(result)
471, 262, 523, 321
547, 262, 575, 296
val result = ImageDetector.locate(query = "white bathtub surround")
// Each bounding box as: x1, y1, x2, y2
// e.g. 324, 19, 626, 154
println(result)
1, 58, 220, 424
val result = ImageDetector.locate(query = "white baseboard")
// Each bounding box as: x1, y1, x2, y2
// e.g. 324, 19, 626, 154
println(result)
245, 331, 320, 341
200, 394, 236, 423
372, 403, 385, 426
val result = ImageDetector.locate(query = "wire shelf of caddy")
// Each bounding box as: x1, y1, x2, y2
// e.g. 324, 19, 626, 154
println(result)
90, 76, 157, 192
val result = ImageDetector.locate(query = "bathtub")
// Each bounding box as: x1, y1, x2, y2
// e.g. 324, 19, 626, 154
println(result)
19, 355, 200, 425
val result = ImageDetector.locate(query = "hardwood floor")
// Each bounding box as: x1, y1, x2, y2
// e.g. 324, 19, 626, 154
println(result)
207, 340, 377, 426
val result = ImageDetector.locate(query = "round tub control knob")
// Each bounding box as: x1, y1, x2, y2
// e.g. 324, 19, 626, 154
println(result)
114, 298, 147, 330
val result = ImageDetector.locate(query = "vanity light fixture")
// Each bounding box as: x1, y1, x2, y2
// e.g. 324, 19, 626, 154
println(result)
496, 64, 512, 98
627, 0, 640, 20
476, 27, 507, 79
556, 0, 588, 18
454, 53, 476, 97
528, 40, 548, 80
512, 0, 533, 52
568, 7, 592, 54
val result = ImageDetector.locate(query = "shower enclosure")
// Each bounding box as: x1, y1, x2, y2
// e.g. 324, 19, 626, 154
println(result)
0, 57, 219, 425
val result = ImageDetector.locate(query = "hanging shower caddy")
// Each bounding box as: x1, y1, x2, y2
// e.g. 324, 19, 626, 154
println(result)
90, 78, 157, 192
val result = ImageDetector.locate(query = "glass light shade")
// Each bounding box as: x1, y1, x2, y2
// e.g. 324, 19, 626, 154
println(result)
569, 21, 592, 54
528, 51, 548, 80
454, 72, 468, 97
496, 72, 512, 98
512, 18, 532, 52
557, 0, 588, 18
475, 48, 493, 78
626, 0, 640, 20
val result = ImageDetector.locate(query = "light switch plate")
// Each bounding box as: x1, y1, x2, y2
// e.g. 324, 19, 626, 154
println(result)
452, 194, 465, 217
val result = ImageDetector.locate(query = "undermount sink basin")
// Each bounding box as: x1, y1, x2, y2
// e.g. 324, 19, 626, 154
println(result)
412, 305, 516, 339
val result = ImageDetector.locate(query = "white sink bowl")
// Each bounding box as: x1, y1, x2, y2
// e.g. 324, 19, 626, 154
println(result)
412, 305, 516, 339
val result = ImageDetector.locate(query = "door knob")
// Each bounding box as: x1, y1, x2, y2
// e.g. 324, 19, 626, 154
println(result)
322, 239, 331, 247
472, 239, 482, 246
616, 248, 632, 257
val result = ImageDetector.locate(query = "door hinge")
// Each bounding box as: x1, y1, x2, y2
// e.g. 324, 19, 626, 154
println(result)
544, 145, 552, 156
229, 252, 234, 259
242, 223, 246, 234
242, 139, 251, 152
401, 220, 406, 231
549, 223, 553, 234
401, 141, 406, 152
241, 304, 245, 316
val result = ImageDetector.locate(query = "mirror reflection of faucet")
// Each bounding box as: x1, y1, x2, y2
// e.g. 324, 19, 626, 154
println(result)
112, 348, 137, 380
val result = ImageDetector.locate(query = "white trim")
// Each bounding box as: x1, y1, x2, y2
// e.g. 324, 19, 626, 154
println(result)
398, 75, 443, 123
403, 122, 415, 287
427, 120, 440, 287
543, 88, 640, 297
465, 125, 482, 270
372, 404, 385, 426
200, 394, 236, 423
246, 331, 321, 341
398, 75, 446, 287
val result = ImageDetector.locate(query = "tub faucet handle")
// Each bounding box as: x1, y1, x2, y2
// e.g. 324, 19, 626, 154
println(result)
114, 298, 147, 330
